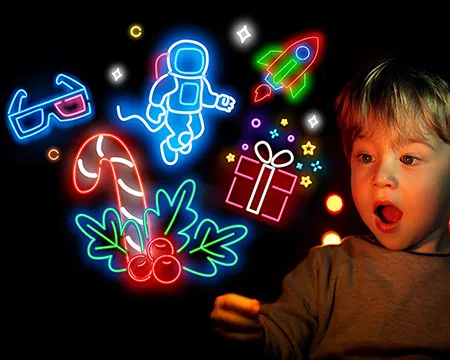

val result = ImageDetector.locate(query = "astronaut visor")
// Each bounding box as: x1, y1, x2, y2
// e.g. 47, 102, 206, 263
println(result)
174, 48, 205, 75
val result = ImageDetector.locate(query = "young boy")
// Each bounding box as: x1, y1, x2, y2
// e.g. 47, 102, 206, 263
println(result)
210, 57, 450, 359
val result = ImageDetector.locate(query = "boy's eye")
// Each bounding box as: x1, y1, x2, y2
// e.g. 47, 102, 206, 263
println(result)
400, 155, 418, 165
357, 154, 373, 164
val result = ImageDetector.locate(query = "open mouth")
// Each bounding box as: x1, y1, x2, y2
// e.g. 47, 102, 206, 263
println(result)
373, 202, 403, 232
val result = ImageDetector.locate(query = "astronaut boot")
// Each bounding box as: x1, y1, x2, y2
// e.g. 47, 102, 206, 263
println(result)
179, 142, 192, 155
160, 139, 179, 166
177, 131, 193, 155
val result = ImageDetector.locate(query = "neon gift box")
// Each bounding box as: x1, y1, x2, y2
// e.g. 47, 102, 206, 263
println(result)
225, 141, 298, 223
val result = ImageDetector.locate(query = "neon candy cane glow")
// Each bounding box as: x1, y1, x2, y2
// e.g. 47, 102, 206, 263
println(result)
116, 38, 236, 166
73, 133, 150, 265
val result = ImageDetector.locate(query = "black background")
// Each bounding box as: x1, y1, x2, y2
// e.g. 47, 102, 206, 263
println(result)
3, 6, 449, 359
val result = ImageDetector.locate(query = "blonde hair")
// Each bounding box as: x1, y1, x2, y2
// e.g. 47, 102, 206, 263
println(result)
334, 57, 450, 161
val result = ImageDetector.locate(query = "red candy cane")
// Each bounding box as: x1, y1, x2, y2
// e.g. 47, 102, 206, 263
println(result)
73, 133, 150, 264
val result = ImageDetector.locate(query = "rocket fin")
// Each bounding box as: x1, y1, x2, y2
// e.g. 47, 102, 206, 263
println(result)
256, 48, 283, 67
288, 73, 308, 100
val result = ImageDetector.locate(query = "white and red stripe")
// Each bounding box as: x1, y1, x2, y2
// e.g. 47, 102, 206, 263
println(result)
73, 133, 150, 262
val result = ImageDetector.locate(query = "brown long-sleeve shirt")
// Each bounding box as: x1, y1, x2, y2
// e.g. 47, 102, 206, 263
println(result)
260, 235, 450, 359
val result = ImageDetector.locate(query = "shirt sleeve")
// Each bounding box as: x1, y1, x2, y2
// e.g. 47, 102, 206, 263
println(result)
259, 246, 324, 360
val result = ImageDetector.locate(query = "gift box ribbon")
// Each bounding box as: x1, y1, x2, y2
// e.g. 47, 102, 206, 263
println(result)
246, 141, 294, 215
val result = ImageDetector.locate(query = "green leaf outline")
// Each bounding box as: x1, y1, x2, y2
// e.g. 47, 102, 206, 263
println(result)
142, 179, 199, 253
75, 207, 145, 273
182, 218, 248, 278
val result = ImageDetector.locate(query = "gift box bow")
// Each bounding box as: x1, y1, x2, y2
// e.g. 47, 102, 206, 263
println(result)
253, 140, 294, 168
226, 140, 297, 223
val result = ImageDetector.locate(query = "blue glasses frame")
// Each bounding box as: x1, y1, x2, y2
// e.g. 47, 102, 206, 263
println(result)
6, 73, 94, 143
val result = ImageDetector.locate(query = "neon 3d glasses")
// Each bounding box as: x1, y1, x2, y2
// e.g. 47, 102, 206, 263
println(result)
6, 73, 94, 143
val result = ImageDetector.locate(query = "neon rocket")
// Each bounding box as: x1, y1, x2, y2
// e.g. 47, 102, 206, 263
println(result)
252, 35, 321, 104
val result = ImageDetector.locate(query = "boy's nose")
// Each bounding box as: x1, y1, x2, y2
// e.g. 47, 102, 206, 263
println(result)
371, 174, 397, 188
371, 163, 398, 189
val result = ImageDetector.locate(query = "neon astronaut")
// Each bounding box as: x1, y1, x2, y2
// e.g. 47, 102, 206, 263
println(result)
118, 39, 236, 166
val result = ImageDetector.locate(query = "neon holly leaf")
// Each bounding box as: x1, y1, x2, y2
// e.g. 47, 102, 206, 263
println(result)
75, 207, 129, 273
143, 179, 198, 253
182, 219, 248, 278
121, 218, 146, 253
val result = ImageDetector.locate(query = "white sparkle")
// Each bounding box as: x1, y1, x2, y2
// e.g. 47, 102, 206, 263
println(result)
112, 68, 122, 82
308, 115, 319, 129
236, 25, 251, 44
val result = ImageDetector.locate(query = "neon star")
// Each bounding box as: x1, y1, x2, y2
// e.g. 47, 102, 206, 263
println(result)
280, 118, 288, 126
236, 25, 251, 44
226, 153, 236, 162
300, 176, 312, 188
112, 68, 122, 82
308, 115, 319, 128
269, 129, 279, 139
301, 141, 316, 156
311, 160, 322, 172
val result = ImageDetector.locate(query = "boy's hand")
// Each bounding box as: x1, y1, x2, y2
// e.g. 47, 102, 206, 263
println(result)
210, 293, 264, 342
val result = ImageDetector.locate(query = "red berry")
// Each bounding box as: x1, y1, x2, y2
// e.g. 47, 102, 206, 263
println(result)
146, 237, 174, 261
152, 255, 181, 284
127, 254, 153, 282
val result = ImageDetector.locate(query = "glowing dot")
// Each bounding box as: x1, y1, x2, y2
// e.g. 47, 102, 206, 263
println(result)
129, 24, 143, 39
287, 134, 295, 143
251, 118, 261, 128
321, 231, 342, 246
242, 143, 249, 151
326, 193, 343, 215
47, 147, 60, 162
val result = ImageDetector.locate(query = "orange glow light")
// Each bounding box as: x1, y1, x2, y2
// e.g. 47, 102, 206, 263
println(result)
321, 231, 342, 246
326, 193, 343, 215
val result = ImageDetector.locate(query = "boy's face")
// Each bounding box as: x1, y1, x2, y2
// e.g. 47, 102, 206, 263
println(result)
350, 126, 450, 252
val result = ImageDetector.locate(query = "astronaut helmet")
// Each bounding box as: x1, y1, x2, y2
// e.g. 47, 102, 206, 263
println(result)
167, 39, 209, 77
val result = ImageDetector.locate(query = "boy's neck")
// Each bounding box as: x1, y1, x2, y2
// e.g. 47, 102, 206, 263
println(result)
407, 226, 450, 254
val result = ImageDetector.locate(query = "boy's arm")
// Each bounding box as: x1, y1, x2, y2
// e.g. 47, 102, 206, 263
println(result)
259, 247, 323, 360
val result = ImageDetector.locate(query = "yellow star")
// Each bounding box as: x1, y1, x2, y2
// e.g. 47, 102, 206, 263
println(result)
301, 141, 316, 156
280, 118, 288, 126
300, 176, 312, 188
226, 153, 235, 162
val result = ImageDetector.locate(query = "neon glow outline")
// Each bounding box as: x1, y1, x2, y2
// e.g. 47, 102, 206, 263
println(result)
73, 132, 150, 263
154, 52, 168, 79
74, 179, 249, 280
252, 35, 319, 103
6, 73, 93, 142
75, 207, 135, 273
116, 39, 236, 166
225, 141, 298, 223
127, 237, 182, 284
47, 147, 60, 161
